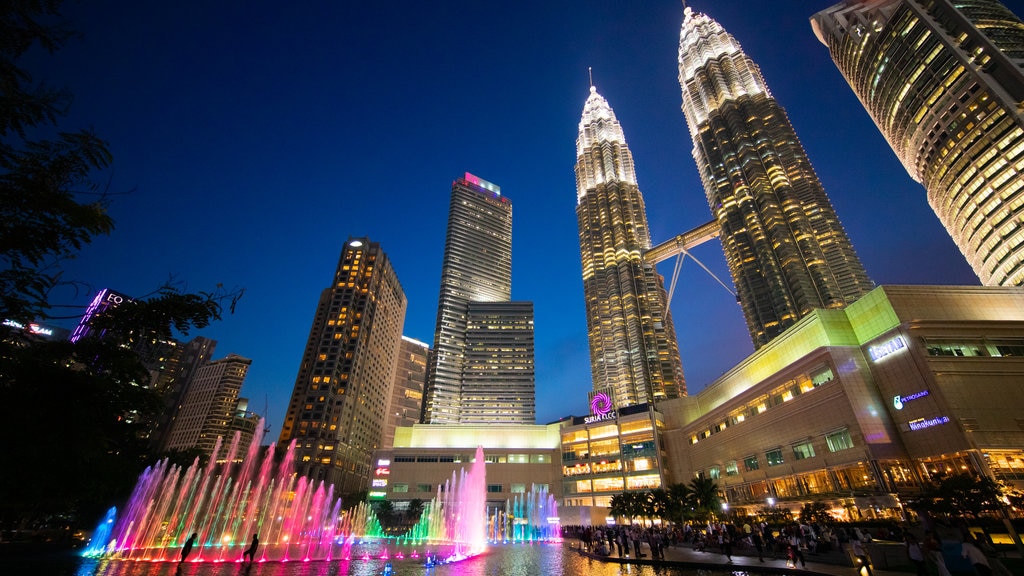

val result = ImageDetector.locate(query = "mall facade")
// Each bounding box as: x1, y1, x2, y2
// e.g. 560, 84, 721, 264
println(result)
379, 285, 1024, 522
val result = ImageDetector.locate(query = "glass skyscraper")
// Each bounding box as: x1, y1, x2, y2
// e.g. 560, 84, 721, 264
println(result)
575, 86, 686, 407
812, 0, 1024, 286
678, 7, 874, 349
421, 174, 535, 424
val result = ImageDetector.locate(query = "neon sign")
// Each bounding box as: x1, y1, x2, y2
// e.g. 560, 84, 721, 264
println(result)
374, 467, 390, 476
909, 416, 950, 431
893, 390, 929, 410
585, 411, 617, 425
590, 392, 612, 416
869, 336, 907, 361
371, 479, 388, 487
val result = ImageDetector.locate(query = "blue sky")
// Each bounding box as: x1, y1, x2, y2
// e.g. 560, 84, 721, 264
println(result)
40, 1, 979, 432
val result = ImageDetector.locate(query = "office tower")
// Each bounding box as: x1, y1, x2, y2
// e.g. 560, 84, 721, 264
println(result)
678, 7, 874, 349
164, 353, 258, 459
381, 336, 429, 450
462, 301, 535, 423
69, 288, 132, 342
421, 173, 536, 424
812, 0, 1024, 286
575, 86, 686, 407
149, 336, 218, 453
279, 238, 407, 493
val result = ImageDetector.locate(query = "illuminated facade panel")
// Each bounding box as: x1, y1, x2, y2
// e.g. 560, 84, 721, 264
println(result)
811, 0, 1024, 286
422, 174, 535, 424
381, 336, 429, 451
279, 238, 407, 494
678, 7, 874, 349
575, 86, 686, 407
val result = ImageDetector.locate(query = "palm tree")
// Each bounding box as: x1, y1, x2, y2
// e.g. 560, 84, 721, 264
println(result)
667, 482, 695, 524
649, 488, 671, 524
688, 477, 721, 521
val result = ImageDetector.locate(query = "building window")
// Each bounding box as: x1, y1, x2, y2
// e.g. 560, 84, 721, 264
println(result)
793, 441, 816, 460
487, 484, 503, 493
766, 449, 784, 467
826, 429, 854, 452
392, 483, 408, 493
726, 461, 739, 476
530, 454, 551, 464
507, 454, 529, 463
416, 483, 432, 492
511, 483, 526, 493
744, 455, 760, 471
709, 466, 721, 480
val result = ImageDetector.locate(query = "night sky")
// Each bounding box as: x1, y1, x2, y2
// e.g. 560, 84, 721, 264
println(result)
38, 1, 981, 433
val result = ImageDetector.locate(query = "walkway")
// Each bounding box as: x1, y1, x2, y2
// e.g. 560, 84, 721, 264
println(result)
566, 539, 906, 576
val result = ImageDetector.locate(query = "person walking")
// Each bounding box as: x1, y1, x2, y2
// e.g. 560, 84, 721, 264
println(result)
179, 532, 198, 563
752, 527, 765, 562
924, 531, 952, 576
961, 537, 992, 576
905, 533, 926, 576
852, 538, 874, 576
243, 533, 259, 563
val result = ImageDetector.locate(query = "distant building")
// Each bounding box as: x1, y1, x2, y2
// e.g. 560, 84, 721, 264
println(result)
574, 86, 686, 407
658, 285, 1024, 518
677, 7, 874, 349
373, 423, 561, 511
812, 0, 1024, 286
164, 353, 259, 460
148, 336, 219, 453
69, 288, 132, 342
421, 174, 536, 424
279, 238, 407, 494
382, 336, 429, 450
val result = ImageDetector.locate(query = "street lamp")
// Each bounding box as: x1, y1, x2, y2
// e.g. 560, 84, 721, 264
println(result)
767, 497, 775, 507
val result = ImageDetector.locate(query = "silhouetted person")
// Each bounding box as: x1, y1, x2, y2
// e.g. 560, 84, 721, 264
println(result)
179, 532, 198, 563
244, 534, 259, 563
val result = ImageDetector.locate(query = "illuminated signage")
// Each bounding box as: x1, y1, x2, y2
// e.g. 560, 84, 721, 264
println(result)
367, 491, 386, 500
374, 467, 390, 476
377, 459, 391, 466
3, 319, 53, 336
371, 479, 388, 487
869, 336, 907, 361
584, 411, 618, 425
909, 416, 950, 431
893, 390, 929, 410
590, 392, 613, 416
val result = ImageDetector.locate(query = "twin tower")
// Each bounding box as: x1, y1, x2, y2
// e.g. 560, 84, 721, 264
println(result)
577, 7, 875, 409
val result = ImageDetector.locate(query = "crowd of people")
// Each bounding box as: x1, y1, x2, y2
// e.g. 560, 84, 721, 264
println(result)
564, 518, 1015, 575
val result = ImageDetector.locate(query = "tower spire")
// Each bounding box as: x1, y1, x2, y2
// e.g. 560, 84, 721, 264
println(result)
588, 66, 593, 88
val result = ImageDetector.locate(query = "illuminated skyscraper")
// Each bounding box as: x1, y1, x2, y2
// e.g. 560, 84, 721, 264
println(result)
421, 174, 535, 424
678, 7, 874, 349
812, 0, 1024, 286
279, 238, 407, 493
381, 336, 429, 450
575, 86, 685, 407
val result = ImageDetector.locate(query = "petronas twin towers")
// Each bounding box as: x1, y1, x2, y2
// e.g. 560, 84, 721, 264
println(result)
576, 7, 873, 407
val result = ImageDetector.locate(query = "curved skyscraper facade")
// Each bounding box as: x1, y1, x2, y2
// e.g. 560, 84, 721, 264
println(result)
575, 86, 685, 407
678, 7, 874, 349
812, 0, 1024, 286
421, 174, 535, 424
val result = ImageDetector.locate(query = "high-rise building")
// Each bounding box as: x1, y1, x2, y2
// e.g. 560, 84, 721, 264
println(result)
575, 86, 686, 407
279, 238, 407, 493
678, 7, 874, 349
164, 353, 259, 460
462, 301, 535, 423
382, 336, 429, 450
148, 336, 219, 453
811, 0, 1024, 286
421, 174, 536, 424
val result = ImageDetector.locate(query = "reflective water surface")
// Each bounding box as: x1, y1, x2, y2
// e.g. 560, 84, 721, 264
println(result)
2, 543, 777, 576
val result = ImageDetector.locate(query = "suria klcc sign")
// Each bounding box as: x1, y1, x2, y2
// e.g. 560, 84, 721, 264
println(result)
585, 391, 617, 424
869, 336, 907, 362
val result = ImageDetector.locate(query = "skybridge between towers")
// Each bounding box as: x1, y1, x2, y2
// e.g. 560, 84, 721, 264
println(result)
644, 219, 737, 304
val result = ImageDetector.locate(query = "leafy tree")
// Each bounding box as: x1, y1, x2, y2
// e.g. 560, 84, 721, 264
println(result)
406, 498, 425, 526
799, 501, 834, 525
666, 482, 695, 523
0, 1, 241, 530
909, 473, 1007, 519
1, 0, 115, 326
374, 499, 395, 531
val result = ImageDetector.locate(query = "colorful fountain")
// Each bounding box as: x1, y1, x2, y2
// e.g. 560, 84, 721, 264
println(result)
489, 484, 562, 543
82, 424, 501, 565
